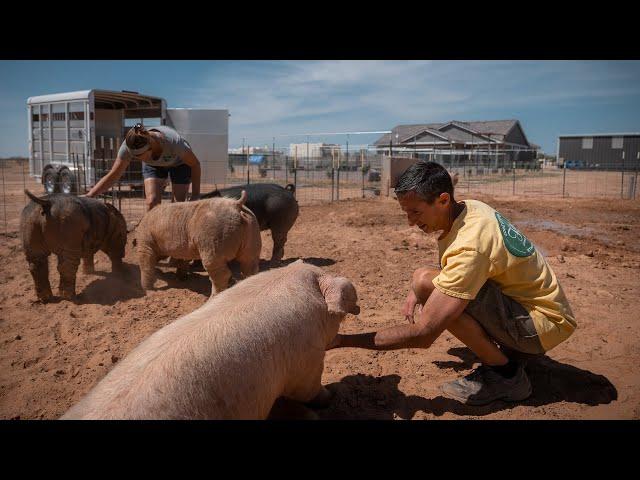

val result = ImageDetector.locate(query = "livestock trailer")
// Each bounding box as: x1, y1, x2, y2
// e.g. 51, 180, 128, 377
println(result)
27, 89, 229, 194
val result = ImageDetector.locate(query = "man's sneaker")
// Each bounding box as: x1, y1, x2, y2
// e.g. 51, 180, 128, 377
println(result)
439, 363, 532, 406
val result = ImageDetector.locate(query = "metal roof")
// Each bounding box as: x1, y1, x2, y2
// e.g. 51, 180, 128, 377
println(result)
27, 89, 165, 109
559, 133, 640, 138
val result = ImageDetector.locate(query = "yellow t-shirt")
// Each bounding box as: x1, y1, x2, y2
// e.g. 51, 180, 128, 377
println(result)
432, 199, 576, 352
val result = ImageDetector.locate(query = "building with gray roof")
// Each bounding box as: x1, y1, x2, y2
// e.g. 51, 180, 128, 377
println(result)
374, 119, 538, 168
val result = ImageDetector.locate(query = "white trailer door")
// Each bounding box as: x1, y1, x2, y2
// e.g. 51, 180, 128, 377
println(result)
166, 109, 228, 187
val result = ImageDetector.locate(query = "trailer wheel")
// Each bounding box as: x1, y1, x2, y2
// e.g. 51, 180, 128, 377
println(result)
43, 168, 58, 194
58, 168, 77, 195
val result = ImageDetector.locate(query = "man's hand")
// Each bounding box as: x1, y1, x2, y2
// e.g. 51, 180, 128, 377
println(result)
402, 290, 422, 324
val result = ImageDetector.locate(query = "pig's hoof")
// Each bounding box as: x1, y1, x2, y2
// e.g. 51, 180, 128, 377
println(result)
59, 290, 76, 301
38, 291, 54, 303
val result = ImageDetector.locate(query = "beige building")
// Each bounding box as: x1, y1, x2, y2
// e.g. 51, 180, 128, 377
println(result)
288, 143, 340, 159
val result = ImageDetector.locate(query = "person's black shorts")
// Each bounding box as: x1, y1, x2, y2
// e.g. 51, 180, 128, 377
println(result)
465, 280, 546, 356
142, 163, 191, 184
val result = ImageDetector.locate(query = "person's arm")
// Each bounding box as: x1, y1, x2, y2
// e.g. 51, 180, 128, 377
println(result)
86, 156, 130, 197
180, 149, 201, 200
329, 288, 470, 351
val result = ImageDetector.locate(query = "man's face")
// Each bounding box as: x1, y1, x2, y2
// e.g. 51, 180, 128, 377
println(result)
397, 191, 449, 234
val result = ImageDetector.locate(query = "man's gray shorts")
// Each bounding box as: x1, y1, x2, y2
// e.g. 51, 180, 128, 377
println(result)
465, 280, 545, 356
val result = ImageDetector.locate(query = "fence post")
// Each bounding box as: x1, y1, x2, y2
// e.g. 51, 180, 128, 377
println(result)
117, 151, 122, 211
81, 152, 87, 194
337, 149, 341, 201
562, 158, 566, 198
512, 161, 516, 195
633, 152, 640, 200
109, 138, 116, 205
272, 137, 276, 180
246, 145, 250, 185
71, 152, 80, 195
1, 159, 7, 235
100, 136, 105, 190
621, 151, 625, 199
294, 146, 298, 194
21, 155, 27, 198
361, 150, 365, 199
331, 149, 335, 202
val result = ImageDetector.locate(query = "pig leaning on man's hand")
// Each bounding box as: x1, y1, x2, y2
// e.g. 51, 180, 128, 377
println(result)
60, 260, 360, 420
20, 190, 127, 302
134, 190, 261, 295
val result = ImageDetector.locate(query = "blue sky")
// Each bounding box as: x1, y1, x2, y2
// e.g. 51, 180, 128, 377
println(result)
1, 60, 639, 156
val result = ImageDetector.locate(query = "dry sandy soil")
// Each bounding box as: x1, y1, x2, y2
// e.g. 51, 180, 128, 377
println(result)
1, 188, 639, 419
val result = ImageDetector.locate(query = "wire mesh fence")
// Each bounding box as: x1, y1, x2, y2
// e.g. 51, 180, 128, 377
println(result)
2, 139, 639, 236
419, 153, 639, 200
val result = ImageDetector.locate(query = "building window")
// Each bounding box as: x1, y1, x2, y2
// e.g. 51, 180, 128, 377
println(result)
612, 137, 623, 149
52, 112, 66, 121
582, 137, 593, 149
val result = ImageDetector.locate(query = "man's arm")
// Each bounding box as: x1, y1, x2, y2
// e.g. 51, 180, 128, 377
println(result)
86, 156, 130, 197
330, 287, 470, 351
181, 149, 201, 199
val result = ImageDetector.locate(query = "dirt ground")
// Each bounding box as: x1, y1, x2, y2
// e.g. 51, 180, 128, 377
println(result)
1, 185, 639, 419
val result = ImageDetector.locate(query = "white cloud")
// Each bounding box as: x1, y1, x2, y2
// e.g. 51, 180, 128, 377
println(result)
177, 60, 640, 147
1, 60, 638, 156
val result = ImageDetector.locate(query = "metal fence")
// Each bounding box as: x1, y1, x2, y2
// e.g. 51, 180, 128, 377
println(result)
2, 144, 639, 236
0, 146, 384, 235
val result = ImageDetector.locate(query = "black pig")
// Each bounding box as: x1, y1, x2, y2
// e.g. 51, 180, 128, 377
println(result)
201, 183, 298, 263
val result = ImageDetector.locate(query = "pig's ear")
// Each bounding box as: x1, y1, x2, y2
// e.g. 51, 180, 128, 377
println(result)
319, 274, 357, 316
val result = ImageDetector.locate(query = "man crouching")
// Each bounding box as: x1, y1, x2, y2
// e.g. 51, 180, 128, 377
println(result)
329, 161, 577, 406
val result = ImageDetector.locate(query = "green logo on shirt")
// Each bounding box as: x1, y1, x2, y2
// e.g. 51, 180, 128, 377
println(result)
495, 212, 535, 257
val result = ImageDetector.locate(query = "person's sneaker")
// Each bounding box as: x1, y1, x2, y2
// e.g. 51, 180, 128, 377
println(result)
439, 363, 532, 406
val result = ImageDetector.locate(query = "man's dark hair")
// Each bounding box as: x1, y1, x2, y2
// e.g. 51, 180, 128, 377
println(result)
394, 161, 454, 203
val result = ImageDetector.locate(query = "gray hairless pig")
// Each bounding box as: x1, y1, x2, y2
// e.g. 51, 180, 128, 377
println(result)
60, 260, 359, 420
20, 190, 127, 302
135, 191, 261, 295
